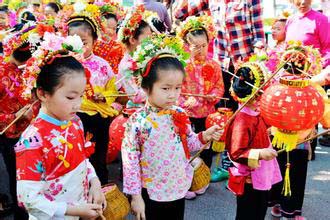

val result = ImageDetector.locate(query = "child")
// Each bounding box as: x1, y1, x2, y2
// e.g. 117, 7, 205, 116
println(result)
0, 22, 53, 219
121, 34, 222, 220
67, 3, 118, 185
178, 15, 224, 168
15, 34, 105, 220
226, 63, 282, 220
117, 5, 152, 109
271, 18, 286, 50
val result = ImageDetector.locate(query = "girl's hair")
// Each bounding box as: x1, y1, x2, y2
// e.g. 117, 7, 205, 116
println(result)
20, 11, 36, 24
13, 42, 32, 63
151, 18, 166, 33
141, 57, 185, 91
68, 19, 98, 41
36, 55, 85, 95
103, 13, 118, 22
46, 2, 61, 13
232, 67, 255, 98
0, 5, 8, 13
185, 28, 209, 43
122, 20, 150, 45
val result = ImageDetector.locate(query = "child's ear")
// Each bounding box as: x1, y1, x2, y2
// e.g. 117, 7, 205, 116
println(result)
142, 87, 150, 95
36, 88, 48, 102
129, 37, 137, 47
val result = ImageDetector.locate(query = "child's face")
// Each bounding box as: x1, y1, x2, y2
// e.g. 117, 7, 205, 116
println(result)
69, 26, 95, 58
146, 69, 184, 109
0, 12, 8, 28
40, 73, 86, 121
44, 6, 57, 18
104, 17, 117, 38
271, 21, 286, 42
188, 33, 209, 60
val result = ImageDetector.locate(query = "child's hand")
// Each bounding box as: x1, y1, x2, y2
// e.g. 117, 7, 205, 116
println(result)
131, 194, 146, 220
205, 94, 217, 102
259, 148, 278, 161
88, 178, 106, 210
203, 125, 223, 142
66, 203, 102, 219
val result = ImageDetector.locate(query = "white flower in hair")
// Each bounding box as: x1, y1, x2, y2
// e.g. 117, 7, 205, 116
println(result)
74, 1, 86, 13
28, 32, 41, 45
63, 35, 84, 53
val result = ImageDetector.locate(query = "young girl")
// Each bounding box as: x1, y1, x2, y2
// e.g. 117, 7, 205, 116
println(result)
178, 15, 224, 169
0, 23, 53, 219
15, 34, 105, 220
271, 18, 286, 50
226, 63, 282, 220
117, 5, 152, 109
93, 2, 125, 74
67, 3, 118, 185
121, 34, 222, 220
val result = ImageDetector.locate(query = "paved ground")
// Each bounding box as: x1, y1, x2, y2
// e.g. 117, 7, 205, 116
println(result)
109, 139, 330, 220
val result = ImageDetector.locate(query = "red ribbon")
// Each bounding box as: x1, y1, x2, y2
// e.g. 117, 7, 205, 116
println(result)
142, 55, 159, 78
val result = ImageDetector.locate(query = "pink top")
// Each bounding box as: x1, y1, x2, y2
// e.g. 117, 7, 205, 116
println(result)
121, 104, 206, 201
285, 9, 330, 67
82, 54, 115, 88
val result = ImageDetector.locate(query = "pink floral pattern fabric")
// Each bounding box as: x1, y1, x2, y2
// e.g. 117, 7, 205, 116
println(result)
121, 104, 206, 201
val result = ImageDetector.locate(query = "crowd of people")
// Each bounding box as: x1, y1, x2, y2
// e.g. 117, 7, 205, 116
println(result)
0, 0, 329, 220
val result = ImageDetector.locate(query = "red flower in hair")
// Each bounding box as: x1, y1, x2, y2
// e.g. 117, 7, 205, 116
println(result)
123, 28, 131, 36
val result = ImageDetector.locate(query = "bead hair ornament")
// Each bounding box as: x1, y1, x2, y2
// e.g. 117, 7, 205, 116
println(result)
22, 32, 84, 101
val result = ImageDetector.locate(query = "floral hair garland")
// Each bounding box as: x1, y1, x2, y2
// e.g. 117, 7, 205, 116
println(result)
279, 40, 322, 76
177, 15, 216, 41
3, 21, 55, 61
98, 0, 125, 20
22, 32, 84, 100
129, 33, 190, 79
57, 2, 102, 37
230, 62, 268, 103
117, 5, 145, 42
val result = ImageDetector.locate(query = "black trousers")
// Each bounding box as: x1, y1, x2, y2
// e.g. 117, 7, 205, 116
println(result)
236, 184, 268, 220
0, 135, 28, 220
269, 149, 309, 218
77, 113, 112, 185
189, 117, 213, 168
142, 188, 185, 220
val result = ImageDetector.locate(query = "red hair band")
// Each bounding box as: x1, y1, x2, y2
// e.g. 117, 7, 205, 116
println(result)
142, 53, 176, 78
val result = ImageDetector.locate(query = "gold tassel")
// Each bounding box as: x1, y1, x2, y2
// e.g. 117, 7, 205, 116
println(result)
212, 141, 225, 153
214, 153, 221, 168
282, 152, 291, 196
272, 129, 298, 151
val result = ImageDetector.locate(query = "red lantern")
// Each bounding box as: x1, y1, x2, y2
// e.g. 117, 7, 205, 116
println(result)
205, 108, 233, 152
260, 78, 324, 150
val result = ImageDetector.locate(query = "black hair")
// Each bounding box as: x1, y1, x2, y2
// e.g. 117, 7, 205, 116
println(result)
20, 11, 36, 24
46, 2, 61, 13
0, 5, 8, 13
12, 42, 32, 63
185, 28, 209, 43
232, 67, 255, 98
36, 55, 85, 95
141, 57, 185, 91
122, 20, 150, 45
103, 13, 117, 22
68, 19, 98, 41
151, 17, 166, 33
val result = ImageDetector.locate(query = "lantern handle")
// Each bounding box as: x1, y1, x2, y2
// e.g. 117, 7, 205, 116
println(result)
189, 56, 292, 164
226, 70, 265, 93
277, 129, 330, 154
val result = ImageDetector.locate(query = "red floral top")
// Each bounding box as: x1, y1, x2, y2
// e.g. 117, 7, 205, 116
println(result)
93, 39, 125, 74
179, 59, 225, 118
0, 60, 38, 138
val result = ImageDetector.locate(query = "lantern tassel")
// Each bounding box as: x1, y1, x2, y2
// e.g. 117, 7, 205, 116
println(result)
272, 130, 298, 151
211, 141, 226, 153
282, 151, 291, 196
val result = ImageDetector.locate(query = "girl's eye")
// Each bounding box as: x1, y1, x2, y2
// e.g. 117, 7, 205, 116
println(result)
162, 88, 170, 91
66, 97, 75, 100
176, 87, 181, 90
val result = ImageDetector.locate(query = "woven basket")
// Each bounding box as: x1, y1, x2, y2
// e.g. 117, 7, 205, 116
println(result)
97, 184, 130, 220
190, 158, 211, 191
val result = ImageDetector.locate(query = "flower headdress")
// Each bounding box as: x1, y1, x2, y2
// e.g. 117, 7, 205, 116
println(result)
129, 33, 190, 81
65, 1, 103, 37
117, 5, 146, 42
22, 33, 84, 100
177, 15, 216, 41
98, 0, 124, 20
280, 40, 322, 76
230, 62, 268, 103
3, 22, 55, 61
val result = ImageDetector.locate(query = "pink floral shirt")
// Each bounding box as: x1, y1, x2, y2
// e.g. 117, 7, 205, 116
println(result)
179, 59, 224, 118
121, 104, 207, 201
82, 54, 115, 88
